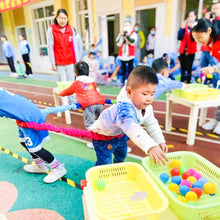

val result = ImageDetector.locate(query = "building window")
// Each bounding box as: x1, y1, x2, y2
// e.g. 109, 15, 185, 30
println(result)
34, 5, 54, 56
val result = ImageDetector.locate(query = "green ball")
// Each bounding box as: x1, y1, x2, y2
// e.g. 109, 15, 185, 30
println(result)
179, 166, 187, 175
187, 201, 197, 206
96, 179, 106, 190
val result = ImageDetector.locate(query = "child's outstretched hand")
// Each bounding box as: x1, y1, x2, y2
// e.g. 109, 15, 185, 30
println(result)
159, 143, 168, 153
148, 145, 168, 165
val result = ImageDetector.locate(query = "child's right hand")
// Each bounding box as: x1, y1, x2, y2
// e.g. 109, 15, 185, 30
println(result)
148, 145, 168, 165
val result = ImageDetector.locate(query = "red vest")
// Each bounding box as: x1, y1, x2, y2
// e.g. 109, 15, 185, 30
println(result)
178, 26, 197, 54
51, 24, 76, 65
209, 39, 220, 62
118, 30, 135, 56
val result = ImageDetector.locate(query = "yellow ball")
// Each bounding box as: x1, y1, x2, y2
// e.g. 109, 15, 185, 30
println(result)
187, 176, 197, 186
177, 196, 187, 203
185, 191, 198, 202
203, 183, 216, 194
170, 160, 181, 169
168, 183, 179, 193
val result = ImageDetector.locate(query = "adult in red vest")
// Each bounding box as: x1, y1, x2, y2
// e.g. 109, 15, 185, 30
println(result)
116, 15, 137, 84
192, 18, 220, 134
177, 10, 197, 83
47, 9, 76, 82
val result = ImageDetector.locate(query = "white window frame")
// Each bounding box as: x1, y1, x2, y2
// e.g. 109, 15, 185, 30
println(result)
29, 0, 54, 57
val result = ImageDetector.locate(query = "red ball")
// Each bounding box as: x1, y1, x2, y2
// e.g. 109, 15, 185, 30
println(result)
191, 187, 203, 198
170, 168, 180, 176
182, 171, 191, 180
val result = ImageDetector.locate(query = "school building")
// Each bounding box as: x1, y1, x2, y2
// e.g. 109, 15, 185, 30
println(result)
0, 0, 216, 74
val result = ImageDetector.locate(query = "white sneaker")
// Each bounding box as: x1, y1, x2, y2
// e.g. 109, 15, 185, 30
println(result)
86, 142, 94, 149
43, 164, 67, 183
23, 164, 49, 173
202, 119, 218, 130
127, 146, 132, 153
213, 121, 220, 134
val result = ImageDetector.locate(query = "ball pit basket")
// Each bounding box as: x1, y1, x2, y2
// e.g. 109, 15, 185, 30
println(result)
85, 162, 168, 220
142, 151, 220, 220
56, 81, 73, 91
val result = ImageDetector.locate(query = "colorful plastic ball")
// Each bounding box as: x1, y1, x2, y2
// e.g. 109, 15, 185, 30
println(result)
187, 168, 196, 175
179, 166, 187, 175
180, 180, 191, 188
170, 160, 181, 169
170, 168, 180, 177
198, 177, 208, 187
171, 176, 182, 185
96, 179, 106, 190
185, 191, 198, 202
182, 171, 191, 180
203, 183, 216, 195
187, 176, 197, 186
177, 196, 187, 203
160, 173, 169, 183
193, 172, 202, 180
168, 183, 179, 193
191, 187, 203, 198
187, 201, 197, 206
192, 181, 203, 189
179, 185, 190, 196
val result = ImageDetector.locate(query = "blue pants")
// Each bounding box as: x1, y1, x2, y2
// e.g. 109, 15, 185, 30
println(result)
92, 135, 127, 166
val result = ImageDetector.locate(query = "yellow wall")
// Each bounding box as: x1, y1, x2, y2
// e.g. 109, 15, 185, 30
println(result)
1, 11, 17, 45
23, 5, 33, 44
12, 7, 25, 27
122, 0, 134, 19
91, 0, 97, 44
134, 0, 164, 7
165, 0, 173, 37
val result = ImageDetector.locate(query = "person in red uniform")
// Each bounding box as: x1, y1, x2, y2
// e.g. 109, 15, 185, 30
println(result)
177, 9, 197, 83
58, 61, 106, 129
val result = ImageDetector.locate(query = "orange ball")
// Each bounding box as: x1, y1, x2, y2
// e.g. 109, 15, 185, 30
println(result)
185, 191, 198, 202
182, 171, 191, 180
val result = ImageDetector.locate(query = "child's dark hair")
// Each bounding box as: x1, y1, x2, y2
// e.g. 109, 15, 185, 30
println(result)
54, 9, 69, 25
192, 18, 220, 42
186, 9, 197, 19
127, 66, 158, 89
75, 61, 89, 76
152, 58, 168, 73
1, 35, 7, 40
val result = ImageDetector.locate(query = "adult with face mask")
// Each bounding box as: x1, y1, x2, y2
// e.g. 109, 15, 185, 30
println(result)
177, 9, 197, 83
134, 23, 145, 63
146, 27, 156, 56
47, 9, 76, 82
116, 15, 137, 85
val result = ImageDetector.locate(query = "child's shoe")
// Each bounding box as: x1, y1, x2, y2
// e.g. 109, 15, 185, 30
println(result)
213, 121, 220, 135
23, 164, 49, 173
43, 164, 67, 183
202, 119, 217, 130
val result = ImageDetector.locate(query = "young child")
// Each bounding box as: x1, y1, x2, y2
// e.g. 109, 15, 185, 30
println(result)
152, 58, 186, 99
58, 61, 106, 129
89, 66, 168, 165
0, 88, 66, 183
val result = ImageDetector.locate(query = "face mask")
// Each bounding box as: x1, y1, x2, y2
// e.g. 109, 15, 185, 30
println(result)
124, 26, 132, 33
134, 27, 140, 32
151, 30, 155, 35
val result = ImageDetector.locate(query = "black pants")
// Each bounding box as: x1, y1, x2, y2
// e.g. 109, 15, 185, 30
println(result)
22, 53, 33, 75
179, 52, 195, 83
6, 56, 16, 73
121, 59, 134, 83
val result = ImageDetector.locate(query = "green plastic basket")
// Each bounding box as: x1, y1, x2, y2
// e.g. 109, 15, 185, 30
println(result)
56, 81, 73, 91
142, 151, 220, 220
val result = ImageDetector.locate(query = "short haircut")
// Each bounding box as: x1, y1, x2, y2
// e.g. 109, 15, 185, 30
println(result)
75, 61, 89, 76
1, 35, 7, 40
152, 58, 168, 73
126, 66, 158, 89
89, 51, 95, 56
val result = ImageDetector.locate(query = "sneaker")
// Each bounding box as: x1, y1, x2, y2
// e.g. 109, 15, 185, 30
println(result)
43, 164, 67, 183
202, 119, 217, 130
213, 121, 220, 135
23, 164, 49, 173
86, 142, 94, 149
127, 146, 132, 153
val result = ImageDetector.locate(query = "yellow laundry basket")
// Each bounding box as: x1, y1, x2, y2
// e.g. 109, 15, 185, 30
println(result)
85, 162, 168, 220
142, 151, 220, 220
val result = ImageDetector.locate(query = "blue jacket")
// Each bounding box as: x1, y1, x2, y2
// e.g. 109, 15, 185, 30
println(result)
2, 41, 15, 59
